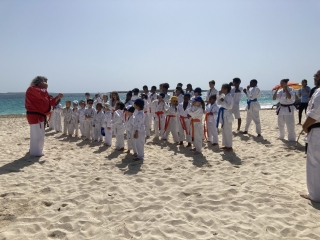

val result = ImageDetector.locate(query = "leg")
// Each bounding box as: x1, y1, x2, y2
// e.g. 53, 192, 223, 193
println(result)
178, 120, 186, 142
171, 120, 179, 142
136, 131, 145, 159
252, 109, 261, 135
278, 115, 285, 139
244, 110, 253, 133
144, 114, 150, 137
212, 125, 219, 144
298, 103, 303, 124
238, 118, 242, 131
207, 122, 214, 142
223, 121, 233, 148
29, 122, 45, 156
194, 123, 203, 152
285, 114, 296, 142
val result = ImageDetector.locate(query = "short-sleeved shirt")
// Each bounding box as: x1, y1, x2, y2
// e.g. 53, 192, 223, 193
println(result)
299, 86, 311, 103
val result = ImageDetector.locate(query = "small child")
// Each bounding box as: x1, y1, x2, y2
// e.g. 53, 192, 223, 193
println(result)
69, 100, 79, 137
124, 106, 135, 153
112, 102, 125, 151
110, 91, 120, 112
187, 96, 204, 154
163, 96, 179, 143
62, 100, 72, 135
178, 93, 192, 146
103, 104, 113, 146
217, 83, 234, 151
231, 78, 243, 131
54, 99, 62, 132
84, 99, 95, 140
191, 87, 202, 102
92, 103, 104, 142
78, 100, 86, 138
204, 95, 219, 145
149, 86, 158, 131
133, 99, 146, 161
152, 93, 167, 138
93, 93, 102, 109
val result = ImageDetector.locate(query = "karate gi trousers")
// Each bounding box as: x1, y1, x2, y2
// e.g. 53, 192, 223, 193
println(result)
104, 128, 112, 146
85, 119, 93, 140
178, 117, 191, 143
278, 114, 296, 141
163, 117, 179, 142
29, 122, 45, 156
133, 130, 146, 159
244, 108, 261, 134
93, 124, 103, 141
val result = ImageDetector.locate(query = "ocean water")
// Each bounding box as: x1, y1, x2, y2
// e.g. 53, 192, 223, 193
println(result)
0, 91, 278, 116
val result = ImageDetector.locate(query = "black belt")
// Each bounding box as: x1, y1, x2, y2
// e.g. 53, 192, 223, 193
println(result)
305, 122, 320, 153
26, 111, 48, 128
276, 104, 294, 115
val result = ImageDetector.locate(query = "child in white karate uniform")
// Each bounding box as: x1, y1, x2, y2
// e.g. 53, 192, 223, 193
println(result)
53, 99, 62, 132
148, 86, 158, 131
141, 93, 150, 138
272, 79, 296, 141
163, 96, 179, 143
217, 83, 234, 151
178, 94, 192, 146
78, 100, 86, 138
133, 99, 146, 160
84, 99, 95, 140
103, 104, 113, 146
124, 106, 135, 153
231, 78, 243, 131
153, 93, 167, 138
62, 100, 72, 135
92, 103, 104, 141
187, 96, 204, 154
175, 87, 184, 104
112, 102, 125, 151
205, 95, 219, 145
69, 100, 79, 137
242, 79, 262, 136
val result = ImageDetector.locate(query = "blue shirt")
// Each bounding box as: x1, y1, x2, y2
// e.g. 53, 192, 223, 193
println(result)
300, 86, 311, 103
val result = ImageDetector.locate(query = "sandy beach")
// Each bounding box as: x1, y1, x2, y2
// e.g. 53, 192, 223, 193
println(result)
0, 110, 319, 240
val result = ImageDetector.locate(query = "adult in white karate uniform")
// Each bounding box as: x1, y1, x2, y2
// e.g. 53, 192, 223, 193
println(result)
103, 104, 113, 146
273, 79, 296, 141
217, 83, 234, 150
177, 94, 192, 146
25, 76, 63, 156
152, 93, 167, 138
301, 70, 320, 203
163, 96, 179, 143
230, 78, 243, 131
69, 100, 79, 136
204, 95, 219, 145
132, 99, 146, 160
92, 103, 104, 141
205, 80, 218, 103
242, 79, 261, 136
187, 96, 204, 154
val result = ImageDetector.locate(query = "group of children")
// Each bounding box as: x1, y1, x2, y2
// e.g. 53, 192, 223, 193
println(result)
47, 79, 263, 157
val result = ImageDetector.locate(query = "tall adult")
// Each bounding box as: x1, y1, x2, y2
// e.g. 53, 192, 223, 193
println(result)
272, 79, 296, 141
25, 76, 63, 156
297, 79, 311, 125
301, 70, 320, 202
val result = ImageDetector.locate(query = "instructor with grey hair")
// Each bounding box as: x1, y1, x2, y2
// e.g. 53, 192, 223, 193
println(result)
25, 76, 63, 156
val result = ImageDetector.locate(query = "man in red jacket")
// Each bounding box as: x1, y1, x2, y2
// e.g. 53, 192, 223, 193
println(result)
25, 76, 63, 156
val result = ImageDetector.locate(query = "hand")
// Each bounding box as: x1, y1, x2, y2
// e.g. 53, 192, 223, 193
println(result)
220, 98, 224, 102
303, 125, 309, 133
187, 114, 191, 118
134, 131, 138, 139
57, 93, 64, 99
243, 89, 247, 94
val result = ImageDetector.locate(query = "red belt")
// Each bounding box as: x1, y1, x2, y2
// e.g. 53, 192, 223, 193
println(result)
179, 116, 189, 135
164, 115, 175, 133
190, 118, 201, 138
144, 111, 148, 114
155, 111, 164, 130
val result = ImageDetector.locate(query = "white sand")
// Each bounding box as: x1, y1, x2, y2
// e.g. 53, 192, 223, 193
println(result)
0, 111, 320, 240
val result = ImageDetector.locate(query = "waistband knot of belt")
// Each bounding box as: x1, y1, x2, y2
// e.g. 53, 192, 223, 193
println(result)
276, 103, 294, 115
247, 98, 257, 109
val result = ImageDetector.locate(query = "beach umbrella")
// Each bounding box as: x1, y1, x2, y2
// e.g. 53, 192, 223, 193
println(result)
272, 82, 301, 91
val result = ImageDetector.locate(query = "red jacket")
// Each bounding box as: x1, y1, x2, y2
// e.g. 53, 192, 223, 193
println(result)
25, 86, 57, 124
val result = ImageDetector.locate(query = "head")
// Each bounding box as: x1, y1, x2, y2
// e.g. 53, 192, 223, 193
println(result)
79, 100, 85, 109
65, 100, 71, 108
30, 76, 48, 89
192, 96, 203, 107
194, 87, 202, 96
125, 106, 135, 117
176, 86, 182, 95
85, 92, 90, 99
221, 83, 232, 94
111, 91, 120, 101
209, 80, 215, 89
87, 99, 94, 108
141, 93, 148, 100
96, 103, 102, 111
143, 85, 148, 93
233, 78, 241, 88
126, 91, 133, 100
170, 96, 178, 106
95, 94, 100, 99
134, 98, 145, 110
184, 93, 191, 103
186, 84, 192, 91
103, 103, 111, 112
209, 95, 217, 104
158, 93, 165, 102
116, 102, 125, 110
132, 88, 139, 95
314, 70, 320, 86
162, 83, 169, 93
151, 86, 156, 93
280, 79, 289, 88
177, 83, 183, 88
102, 94, 108, 101
301, 79, 308, 87
73, 100, 79, 108
250, 79, 258, 87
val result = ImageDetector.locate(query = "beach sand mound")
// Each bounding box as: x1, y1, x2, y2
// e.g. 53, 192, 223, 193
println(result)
0, 111, 319, 240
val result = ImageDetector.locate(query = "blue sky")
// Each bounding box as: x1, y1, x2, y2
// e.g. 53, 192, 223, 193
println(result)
0, 0, 319, 93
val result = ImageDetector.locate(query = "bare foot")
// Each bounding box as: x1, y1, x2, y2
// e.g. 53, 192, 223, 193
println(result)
118, 148, 125, 151
194, 151, 201, 155
186, 143, 192, 147
125, 150, 131, 153
257, 134, 261, 137
133, 153, 138, 157
190, 148, 196, 151
220, 146, 228, 149
212, 143, 218, 146
162, 138, 167, 141
241, 131, 248, 134
69, 134, 72, 137
133, 157, 143, 161
206, 140, 211, 143
225, 147, 233, 151
237, 128, 240, 131
300, 194, 320, 202
178, 141, 183, 145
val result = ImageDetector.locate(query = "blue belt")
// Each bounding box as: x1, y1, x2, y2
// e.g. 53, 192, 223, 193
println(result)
216, 107, 225, 128
247, 98, 257, 109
